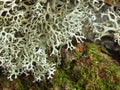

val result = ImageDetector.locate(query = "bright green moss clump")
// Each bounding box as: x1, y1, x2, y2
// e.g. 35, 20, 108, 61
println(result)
52, 43, 120, 90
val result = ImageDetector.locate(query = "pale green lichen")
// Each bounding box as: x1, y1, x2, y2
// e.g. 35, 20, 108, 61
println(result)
0, 0, 120, 81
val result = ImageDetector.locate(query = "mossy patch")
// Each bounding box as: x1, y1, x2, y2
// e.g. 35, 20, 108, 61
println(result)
52, 42, 120, 90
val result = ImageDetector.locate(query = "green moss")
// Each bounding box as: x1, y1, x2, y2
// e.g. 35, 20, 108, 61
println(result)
86, 43, 103, 65
14, 79, 25, 90
53, 42, 120, 90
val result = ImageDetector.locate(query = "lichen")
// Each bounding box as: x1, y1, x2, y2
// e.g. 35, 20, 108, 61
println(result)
0, 0, 120, 81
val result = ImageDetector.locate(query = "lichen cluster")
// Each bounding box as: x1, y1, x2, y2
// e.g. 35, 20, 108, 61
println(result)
0, 0, 120, 81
